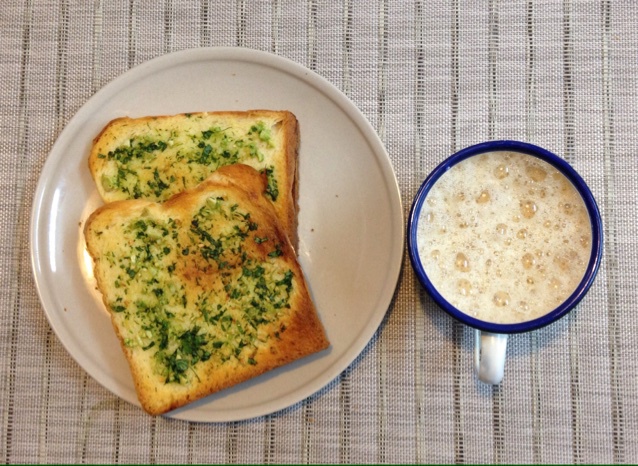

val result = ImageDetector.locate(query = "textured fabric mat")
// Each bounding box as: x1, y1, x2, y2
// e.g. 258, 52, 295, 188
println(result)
2, 0, 637, 464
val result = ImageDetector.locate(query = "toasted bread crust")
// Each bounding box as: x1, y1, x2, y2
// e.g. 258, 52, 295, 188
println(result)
84, 164, 327, 415
89, 110, 299, 248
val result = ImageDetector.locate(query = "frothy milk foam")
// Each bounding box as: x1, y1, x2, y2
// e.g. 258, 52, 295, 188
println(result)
417, 151, 592, 324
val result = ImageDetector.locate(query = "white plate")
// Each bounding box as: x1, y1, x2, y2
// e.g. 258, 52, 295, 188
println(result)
30, 47, 403, 422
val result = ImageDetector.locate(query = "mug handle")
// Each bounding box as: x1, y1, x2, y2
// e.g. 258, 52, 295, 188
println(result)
474, 330, 508, 384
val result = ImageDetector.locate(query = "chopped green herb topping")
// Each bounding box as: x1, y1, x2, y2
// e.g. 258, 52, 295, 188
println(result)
99, 122, 278, 202
107, 196, 294, 385
263, 166, 279, 201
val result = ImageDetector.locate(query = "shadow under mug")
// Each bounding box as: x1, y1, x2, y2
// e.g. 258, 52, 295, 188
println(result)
407, 140, 603, 384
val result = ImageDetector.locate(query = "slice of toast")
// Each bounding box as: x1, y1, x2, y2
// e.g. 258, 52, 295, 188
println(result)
84, 164, 328, 415
89, 110, 299, 247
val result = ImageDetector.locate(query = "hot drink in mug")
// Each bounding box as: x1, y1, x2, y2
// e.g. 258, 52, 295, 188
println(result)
408, 141, 602, 384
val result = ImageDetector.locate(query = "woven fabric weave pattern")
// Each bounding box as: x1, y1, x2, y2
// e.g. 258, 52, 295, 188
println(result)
1, 1, 637, 463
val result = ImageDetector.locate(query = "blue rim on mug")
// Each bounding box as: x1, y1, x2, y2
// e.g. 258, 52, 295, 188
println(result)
407, 140, 603, 334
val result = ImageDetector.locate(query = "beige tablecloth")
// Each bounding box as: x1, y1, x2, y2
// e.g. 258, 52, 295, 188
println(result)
2, 1, 638, 463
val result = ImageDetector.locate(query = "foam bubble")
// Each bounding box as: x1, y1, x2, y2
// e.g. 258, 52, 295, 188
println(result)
457, 279, 472, 296
522, 253, 535, 269
520, 200, 538, 219
526, 164, 548, 182
493, 291, 510, 307
455, 252, 470, 272
494, 164, 509, 179
476, 190, 491, 204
